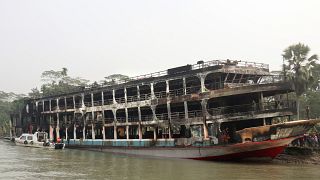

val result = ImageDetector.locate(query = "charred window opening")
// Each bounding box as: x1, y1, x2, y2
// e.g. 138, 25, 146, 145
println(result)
139, 85, 151, 101
93, 93, 102, 106
170, 102, 185, 120
74, 96, 82, 108
117, 126, 126, 139
67, 126, 74, 139
205, 73, 223, 90
116, 109, 126, 123
103, 91, 113, 105
105, 127, 114, 139
157, 127, 170, 139
154, 81, 166, 98
44, 101, 49, 111
207, 95, 258, 116
95, 125, 103, 139
169, 79, 184, 97
156, 104, 168, 120
84, 94, 92, 107
128, 107, 139, 122
104, 110, 114, 124
41, 115, 50, 130
115, 89, 125, 103
94, 111, 103, 125
141, 106, 153, 122
66, 97, 74, 109
74, 113, 83, 139
58, 99, 65, 110
85, 112, 93, 124
127, 86, 138, 102
186, 76, 201, 94
129, 125, 139, 139
187, 101, 202, 118
38, 102, 43, 112
142, 126, 155, 139
51, 99, 58, 111
51, 100, 58, 110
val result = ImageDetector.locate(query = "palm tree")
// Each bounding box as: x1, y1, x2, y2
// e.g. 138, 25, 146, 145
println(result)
282, 43, 318, 120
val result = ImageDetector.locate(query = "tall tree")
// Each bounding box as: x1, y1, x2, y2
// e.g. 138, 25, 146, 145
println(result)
40, 67, 89, 96
282, 43, 318, 119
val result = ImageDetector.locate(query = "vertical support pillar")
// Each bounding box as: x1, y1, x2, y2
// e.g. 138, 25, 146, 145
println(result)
65, 127, 68, 140
46, 100, 49, 112
113, 109, 117, 140
150, 83, 155, 99
83, 126, 86, 140
153, 127, 157, 140
138, 106, 142, 140
64, 115, 67, 140
183, 77, 187, 95
125, 108, 129, 140
200, 74, 206, 93
73, 96, 76, 109
56, 113, 60, 141
82, 110, 86, 140
102, 109, 106, 140
260, 92, 264, 111
151, 105, 156, 121
36, 101, 39, 112
91, 93, 94, 107
124, 87, 128, 104
137, 85, 140, 100
184, 101, 189, 120
166, 80, 170, 96
49, 115, 53, 141
102, 126, 106, 140
167, 102, 172, 139
112, 89, 116, 104
56, 99, 60, 110
74, 123, 77, 140
91, 124, 95, 140
64, 97, 67, 110
201, 99, 209, 139
101, 91, 104, 106
166, 80, 172, 139
81, 93, 85, 108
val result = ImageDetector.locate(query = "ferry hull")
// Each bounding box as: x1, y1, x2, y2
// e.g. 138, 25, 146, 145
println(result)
66, 137, 295, 161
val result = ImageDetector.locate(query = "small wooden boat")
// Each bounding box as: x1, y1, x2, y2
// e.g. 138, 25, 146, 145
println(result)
15, 132, 65, 149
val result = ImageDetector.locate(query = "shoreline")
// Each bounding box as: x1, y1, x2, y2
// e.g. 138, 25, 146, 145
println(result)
274, 147, 320, 165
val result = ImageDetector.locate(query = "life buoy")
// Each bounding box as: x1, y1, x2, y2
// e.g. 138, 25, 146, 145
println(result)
24, 140, 28, 145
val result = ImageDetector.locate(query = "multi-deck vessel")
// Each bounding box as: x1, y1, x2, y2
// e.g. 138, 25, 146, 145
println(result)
9, 60, 319, 160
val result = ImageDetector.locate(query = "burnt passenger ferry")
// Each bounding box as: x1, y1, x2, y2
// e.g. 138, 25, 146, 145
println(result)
10, 60, 320, 160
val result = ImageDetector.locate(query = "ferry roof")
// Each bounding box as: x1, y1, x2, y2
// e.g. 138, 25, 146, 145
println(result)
28, 59, 269, 101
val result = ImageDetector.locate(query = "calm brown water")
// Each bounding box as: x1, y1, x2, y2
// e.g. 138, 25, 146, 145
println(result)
0, 140, 319, 180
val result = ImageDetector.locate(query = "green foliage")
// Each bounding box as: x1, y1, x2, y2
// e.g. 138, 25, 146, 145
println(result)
282, 43, 319, 120
0, 92, 28, 136
282, 43, 318, 96
40, 67, 89, 96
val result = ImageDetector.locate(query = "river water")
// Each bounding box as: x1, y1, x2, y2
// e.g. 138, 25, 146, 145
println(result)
0, 140, 319, 180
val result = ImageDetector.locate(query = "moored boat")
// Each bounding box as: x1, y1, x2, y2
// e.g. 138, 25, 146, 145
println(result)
15, 132, 65, 149
8, 59, 320, 161
65, 119, 319, 160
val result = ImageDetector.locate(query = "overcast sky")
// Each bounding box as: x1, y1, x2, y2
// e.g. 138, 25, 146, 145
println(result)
0, 0, 319, 93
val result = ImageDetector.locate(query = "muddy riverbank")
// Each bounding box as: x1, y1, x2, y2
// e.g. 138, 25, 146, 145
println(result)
274, 147, 320, 165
